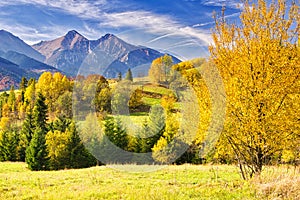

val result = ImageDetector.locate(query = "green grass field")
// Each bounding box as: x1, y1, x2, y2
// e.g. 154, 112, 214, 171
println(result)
1, 162, 257, 200
142, 85, 171, 96
1, 163, 300, 199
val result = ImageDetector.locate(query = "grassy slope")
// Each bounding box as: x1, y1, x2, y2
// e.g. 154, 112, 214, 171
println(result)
0, 162, 256, 200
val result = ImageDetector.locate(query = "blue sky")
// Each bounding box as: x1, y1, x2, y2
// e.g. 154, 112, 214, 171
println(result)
0, 0, 243, 60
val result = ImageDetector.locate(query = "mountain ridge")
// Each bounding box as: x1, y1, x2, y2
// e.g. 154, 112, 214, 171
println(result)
32, 30, 181, 77
0, 51, 61, 74
0, 29, 181, 90
0, 30, 45, 62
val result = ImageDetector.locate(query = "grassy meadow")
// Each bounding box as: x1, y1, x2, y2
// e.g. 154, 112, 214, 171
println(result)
1, 162, 298, 200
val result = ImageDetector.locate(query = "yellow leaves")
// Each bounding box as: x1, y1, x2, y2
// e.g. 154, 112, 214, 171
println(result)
152, 137, 167, 152
46, 130, 68, 158
36, 72, 71, 115
161, 94, 176, 114
1, 103, 9, 118
209, 0, 300, 169
0, 117, 10, 131
149, 54, 174, 84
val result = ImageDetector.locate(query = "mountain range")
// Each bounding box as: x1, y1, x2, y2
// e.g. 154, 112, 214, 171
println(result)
0, 29, 180, 90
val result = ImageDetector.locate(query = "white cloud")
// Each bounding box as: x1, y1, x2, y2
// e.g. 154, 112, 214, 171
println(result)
1, 0, 212, 44
101, 10, 212, 45
146, 33, 177, 44
0, 21, 73, 44
0, 0, 106, 19
193, 21, 215, 27
201, 0, 242, 9
101, 11, 175, 31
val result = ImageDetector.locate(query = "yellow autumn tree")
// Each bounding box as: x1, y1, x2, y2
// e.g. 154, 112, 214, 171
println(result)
36, 72, 53, 110
36, 72, 71, 118
149, 54, 174, 85
151, 58, 221, 163
209, 0, 299, 178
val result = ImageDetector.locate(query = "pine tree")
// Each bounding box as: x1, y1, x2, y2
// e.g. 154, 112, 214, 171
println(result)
105, 117, 128, 150
140, 105, 166, 153
33, 92, 48, 132
19, 111, 34, 161
125, 68, 133, 81
0, 128, 20, 161
20, 77, 28, 92
139, 120, 151, 153
20, 77, 28, 103
25, 127, 49, 170
25, 92, 49, 170
67, 122, 96, 168
50, 115, 72, 132
117, 72, 122, 81
103, 117, 129, 163
114, 118, 128, 150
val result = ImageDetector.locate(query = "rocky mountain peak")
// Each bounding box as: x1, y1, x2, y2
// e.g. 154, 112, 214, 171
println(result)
65, 30, 82, 39
101, 33, 115, 40
61, 30, 88, 49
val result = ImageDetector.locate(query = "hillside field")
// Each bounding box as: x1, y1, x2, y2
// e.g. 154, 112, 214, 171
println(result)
1, 162, 299, 200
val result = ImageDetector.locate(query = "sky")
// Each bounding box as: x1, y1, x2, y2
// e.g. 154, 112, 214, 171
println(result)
0, 0, 243, 60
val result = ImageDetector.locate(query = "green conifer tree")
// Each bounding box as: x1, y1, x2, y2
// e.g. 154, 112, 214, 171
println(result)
67, 122, 97, 168
19, 111, 34, 161
20, 77, 28, 103
25, 127, 49, 170
117, 72, 122, 81
125, 68, 133, 81
25, 93, 49, 170
0, 128, 20, 161
33, 92, 48, 132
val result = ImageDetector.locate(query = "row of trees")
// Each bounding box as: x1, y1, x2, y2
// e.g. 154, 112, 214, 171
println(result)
0, 69, 185, 169
0, 73, 97, 170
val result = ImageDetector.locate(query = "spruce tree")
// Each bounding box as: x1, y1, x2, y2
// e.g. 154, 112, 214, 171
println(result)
19, 111, 34, 161
125, 68, 133, 81
0, 128, 20, 161
25, 92, 49, 170
117, 72, 122, 81
67, 122, 96, 168
25, 127, 49, 170
147, 105, 166, 148
20, 77, 28, 92
33, 92, 48, 132
50, 116, 72, 132
104, 117, 128, 150
103, 117, 129, 163
20, 77, 28, 103
114, 118, 128, 150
